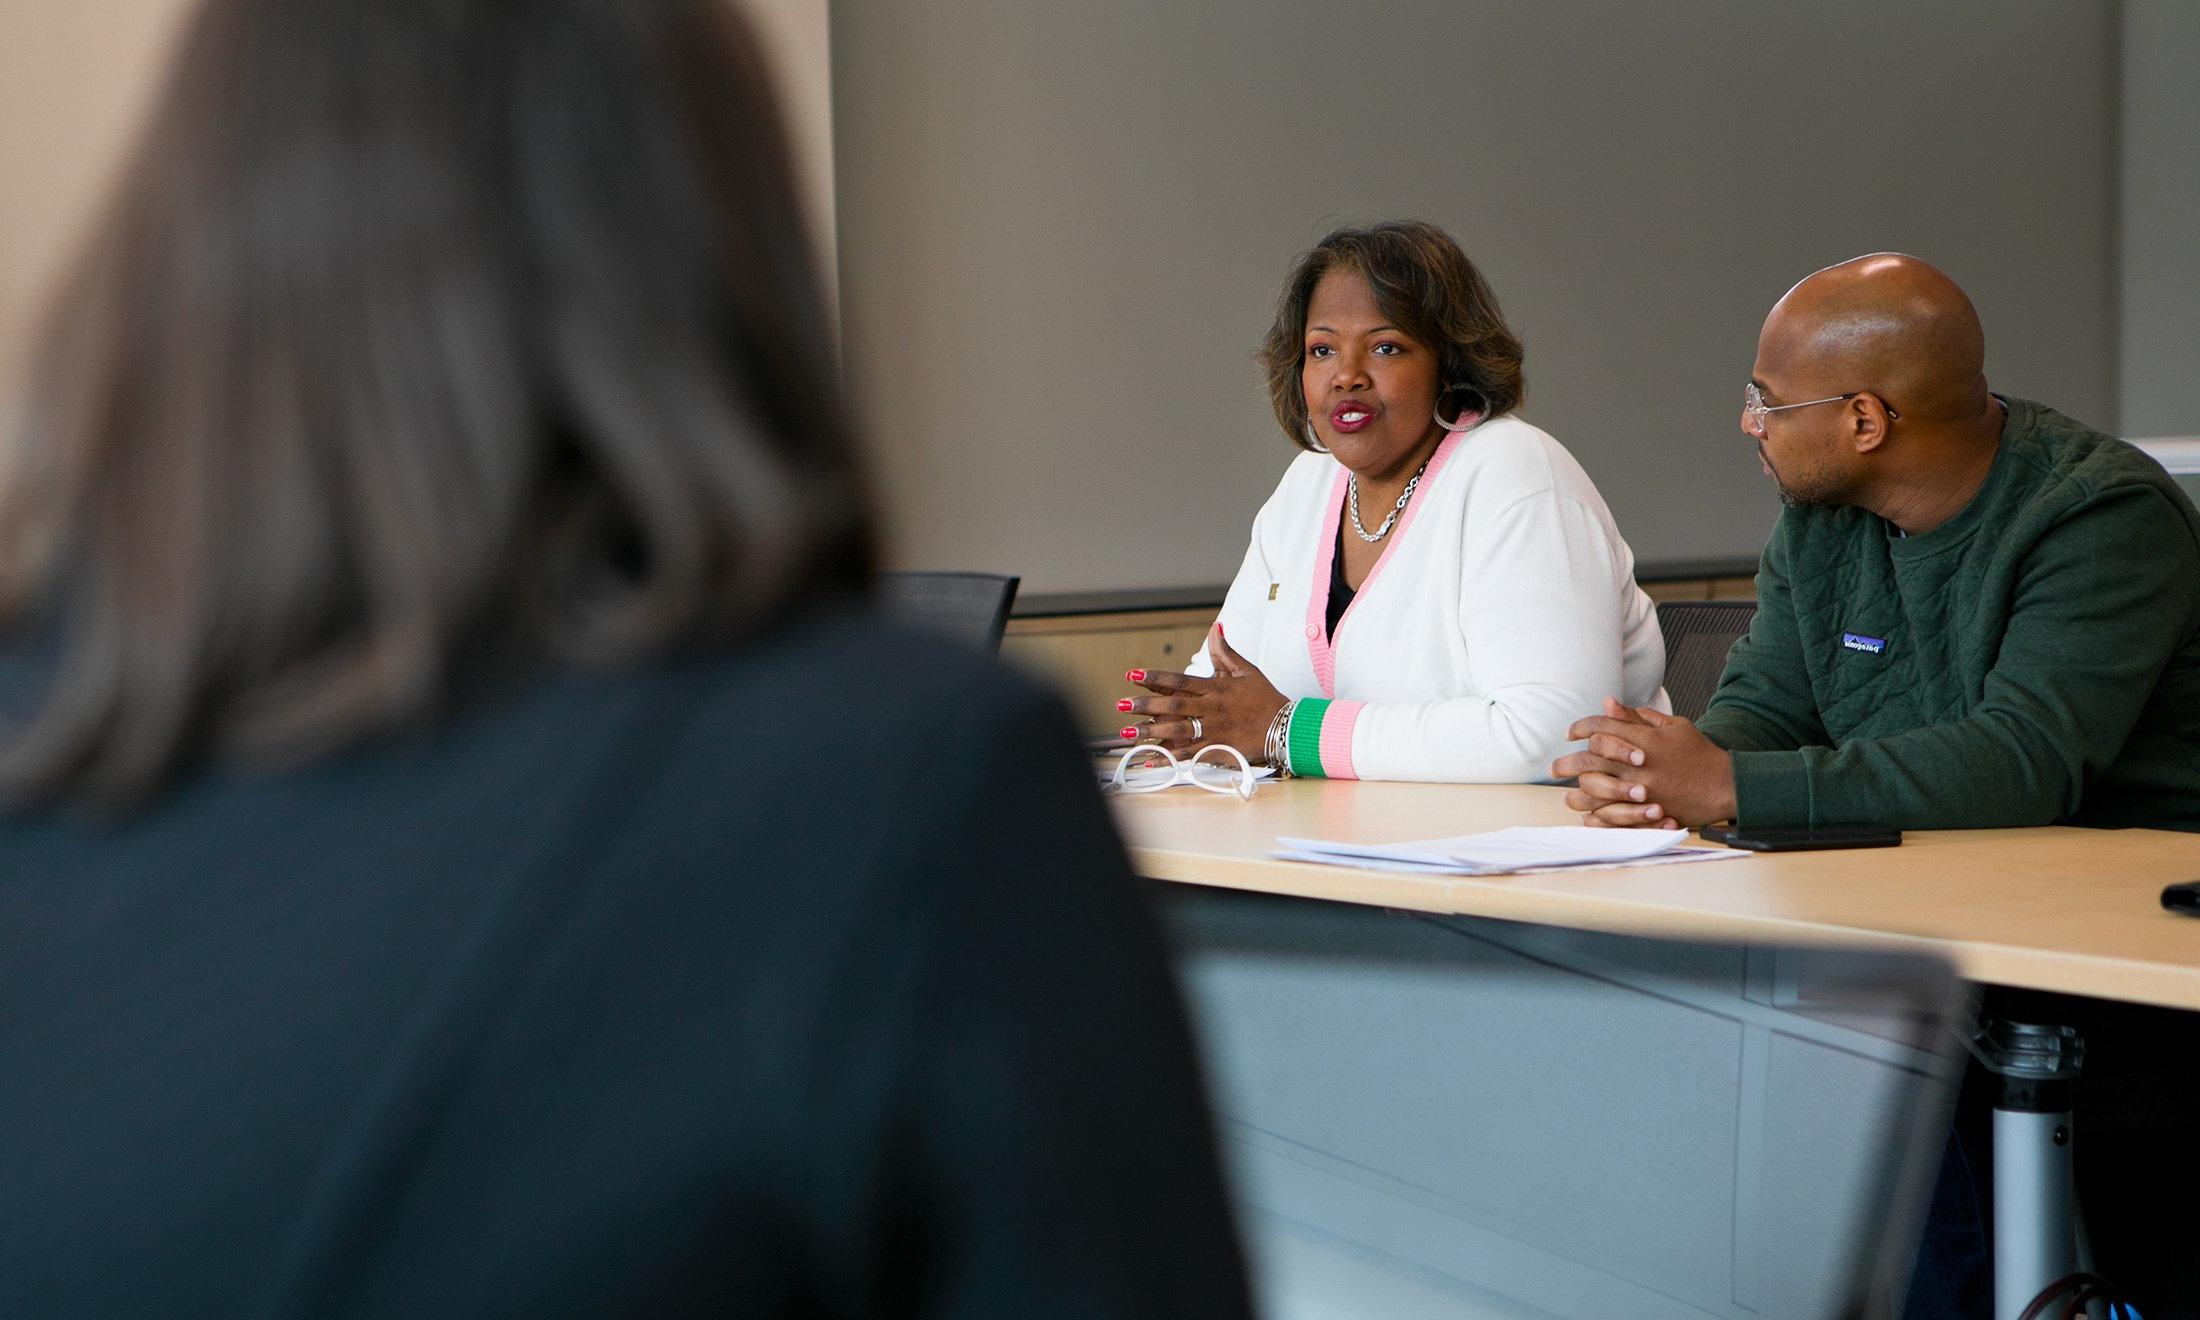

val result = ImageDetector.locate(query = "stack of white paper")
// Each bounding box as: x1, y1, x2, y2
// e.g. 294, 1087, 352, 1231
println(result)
1273, 826, 1748, 876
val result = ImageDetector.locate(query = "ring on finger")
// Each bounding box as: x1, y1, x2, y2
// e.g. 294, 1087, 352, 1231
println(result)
1189, 716, 1204, 741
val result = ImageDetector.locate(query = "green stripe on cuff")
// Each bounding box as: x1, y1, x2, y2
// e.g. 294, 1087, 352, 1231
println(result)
1288, 698, 1332, 778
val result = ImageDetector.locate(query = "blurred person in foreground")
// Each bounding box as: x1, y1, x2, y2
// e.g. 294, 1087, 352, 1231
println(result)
0, 2, 1252, 1317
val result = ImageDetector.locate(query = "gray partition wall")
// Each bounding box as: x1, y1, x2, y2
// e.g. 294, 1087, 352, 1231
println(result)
832, 1, 2120, 593
2120, 0, 2200, 439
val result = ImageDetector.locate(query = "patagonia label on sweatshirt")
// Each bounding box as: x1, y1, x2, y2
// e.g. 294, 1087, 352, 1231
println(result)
1841, 631, 1888, 655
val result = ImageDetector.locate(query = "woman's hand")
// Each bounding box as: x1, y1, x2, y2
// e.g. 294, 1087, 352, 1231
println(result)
1118, 626, 1288, 759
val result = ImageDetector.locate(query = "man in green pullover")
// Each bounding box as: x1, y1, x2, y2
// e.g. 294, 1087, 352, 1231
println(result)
1554, 254, 2200, 1314
1554, 253, 2200, 834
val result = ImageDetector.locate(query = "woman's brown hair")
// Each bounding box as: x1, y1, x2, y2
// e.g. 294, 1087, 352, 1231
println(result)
0, 0, 873, 808
1259, 220, 1526, 450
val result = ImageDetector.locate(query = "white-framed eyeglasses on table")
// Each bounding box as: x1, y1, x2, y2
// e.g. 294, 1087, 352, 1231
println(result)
1099, 742, 1272, 800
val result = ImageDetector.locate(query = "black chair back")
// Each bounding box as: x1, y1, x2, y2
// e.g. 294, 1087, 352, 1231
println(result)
876, 571, 1020, 653
1655, 599, 1757, 722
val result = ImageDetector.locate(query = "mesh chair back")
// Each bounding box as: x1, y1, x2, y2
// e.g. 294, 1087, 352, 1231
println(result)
876, 571, 1020, 653
1656, 599, 1758, 722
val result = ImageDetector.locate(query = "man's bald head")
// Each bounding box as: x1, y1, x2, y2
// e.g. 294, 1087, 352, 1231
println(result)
1760, 253, 1987, 425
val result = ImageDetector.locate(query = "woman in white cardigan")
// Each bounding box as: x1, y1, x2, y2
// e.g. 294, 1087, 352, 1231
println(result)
1121, 222, 1666, 783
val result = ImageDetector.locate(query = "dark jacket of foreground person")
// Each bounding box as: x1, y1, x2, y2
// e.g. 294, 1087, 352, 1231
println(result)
0, 616, 1254, 1318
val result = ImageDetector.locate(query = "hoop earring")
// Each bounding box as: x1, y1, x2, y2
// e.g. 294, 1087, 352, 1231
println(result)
1434, 384, 1485, 433
1302, 419, 1329, 453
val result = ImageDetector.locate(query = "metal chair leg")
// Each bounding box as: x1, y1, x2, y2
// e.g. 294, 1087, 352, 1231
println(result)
1971, 1018, 2084, 1320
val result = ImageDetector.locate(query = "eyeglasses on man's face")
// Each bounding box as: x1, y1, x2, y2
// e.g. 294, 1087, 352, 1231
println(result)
1742, 382, 1899, 438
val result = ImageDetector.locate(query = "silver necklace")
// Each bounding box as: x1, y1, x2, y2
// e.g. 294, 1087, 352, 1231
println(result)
1348, 461, 1428, 543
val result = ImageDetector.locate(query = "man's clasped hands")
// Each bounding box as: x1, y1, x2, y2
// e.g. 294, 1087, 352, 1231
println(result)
1549, 697, 1740, 830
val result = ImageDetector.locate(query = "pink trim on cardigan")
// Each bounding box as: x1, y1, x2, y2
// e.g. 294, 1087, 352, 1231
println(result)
1318, 700, 1364, 779
1302, 423, 1476, 698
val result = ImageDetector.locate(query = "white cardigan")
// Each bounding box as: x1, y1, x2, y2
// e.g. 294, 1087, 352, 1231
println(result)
1189, 416, 1667, 782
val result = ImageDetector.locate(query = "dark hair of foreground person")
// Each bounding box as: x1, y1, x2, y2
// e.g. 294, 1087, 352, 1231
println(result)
0, 0, 870, 806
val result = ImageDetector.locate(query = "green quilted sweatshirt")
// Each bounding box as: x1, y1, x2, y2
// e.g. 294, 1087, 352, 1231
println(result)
1697, 396, 2200, 832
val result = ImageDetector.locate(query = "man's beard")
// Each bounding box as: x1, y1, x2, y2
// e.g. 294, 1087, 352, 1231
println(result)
1777, 484, 1845, 510
1761, 444, 1848, 510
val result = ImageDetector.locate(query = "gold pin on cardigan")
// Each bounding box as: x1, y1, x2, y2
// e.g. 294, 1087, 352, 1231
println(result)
1268, 583, 1279, 600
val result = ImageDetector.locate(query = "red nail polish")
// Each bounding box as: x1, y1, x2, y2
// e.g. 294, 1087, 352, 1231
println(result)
1116, 699, 1134, 712
1215, 623, 1225, 638
1120, 726, 1140, 740
1126, 669, 1146, 682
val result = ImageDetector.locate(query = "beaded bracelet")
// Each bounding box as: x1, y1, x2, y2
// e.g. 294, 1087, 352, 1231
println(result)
1262, 700, 1298, 777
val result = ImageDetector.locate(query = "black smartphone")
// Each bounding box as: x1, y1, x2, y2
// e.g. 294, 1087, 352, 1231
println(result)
2162, 881, 2200, 916
1699, 823, 1902, 852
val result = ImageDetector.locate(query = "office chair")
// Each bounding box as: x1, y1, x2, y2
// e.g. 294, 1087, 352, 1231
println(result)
876, 571, 1020, 653
1656, 599, 1757, 721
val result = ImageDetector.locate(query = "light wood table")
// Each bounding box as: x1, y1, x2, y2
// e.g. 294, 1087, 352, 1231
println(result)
1116, 779, 2200, 1012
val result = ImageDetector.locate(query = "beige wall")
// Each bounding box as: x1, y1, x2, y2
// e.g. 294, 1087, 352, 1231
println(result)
0, 0, 835, 409
0, 0, 198, 406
